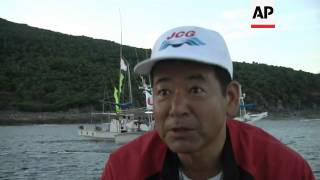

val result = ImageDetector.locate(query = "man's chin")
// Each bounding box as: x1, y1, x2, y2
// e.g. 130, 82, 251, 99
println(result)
167, 141, 199, 153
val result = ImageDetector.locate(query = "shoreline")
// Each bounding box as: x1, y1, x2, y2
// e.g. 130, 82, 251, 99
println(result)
0, 112, 92, 125
266, 109, 320, 120
0, 110, 319, 125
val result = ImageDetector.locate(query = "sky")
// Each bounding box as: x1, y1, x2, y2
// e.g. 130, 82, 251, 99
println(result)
1, 0, 319, 74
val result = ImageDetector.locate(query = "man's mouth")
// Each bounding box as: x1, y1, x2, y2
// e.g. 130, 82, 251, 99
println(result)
171, 127, 193, 132
167, 127, 195, 139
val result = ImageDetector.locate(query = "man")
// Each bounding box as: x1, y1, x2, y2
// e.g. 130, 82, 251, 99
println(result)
101, 26, 315, 180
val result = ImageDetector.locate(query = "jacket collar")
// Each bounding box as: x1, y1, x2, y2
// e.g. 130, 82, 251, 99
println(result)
146, 126, 240, 180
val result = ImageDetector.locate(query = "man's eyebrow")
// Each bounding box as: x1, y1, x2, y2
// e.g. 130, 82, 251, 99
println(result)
186, 74, 206, 82
154, 74, 206, 85
154, 77, 171, 85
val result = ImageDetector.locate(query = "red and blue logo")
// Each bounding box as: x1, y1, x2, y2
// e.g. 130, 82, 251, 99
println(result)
159, 30, 205, 50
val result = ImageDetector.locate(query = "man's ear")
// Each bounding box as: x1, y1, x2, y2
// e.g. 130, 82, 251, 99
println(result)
226, 81, 241, 118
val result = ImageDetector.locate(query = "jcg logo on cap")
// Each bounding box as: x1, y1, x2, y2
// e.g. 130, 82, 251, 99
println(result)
166, 31, 196, 40
159, 30, 206, 50
251, 0, 275, 28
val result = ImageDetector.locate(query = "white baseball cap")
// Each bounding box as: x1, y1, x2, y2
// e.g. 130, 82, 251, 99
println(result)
134, 26, 233, 78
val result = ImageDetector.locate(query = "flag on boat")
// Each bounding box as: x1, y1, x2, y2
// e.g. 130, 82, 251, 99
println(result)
120, 58, 127, 71
113, 87, 120, 113
114, 58, 128, 113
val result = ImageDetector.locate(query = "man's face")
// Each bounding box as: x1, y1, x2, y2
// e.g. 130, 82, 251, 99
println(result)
152, 61, 229, 153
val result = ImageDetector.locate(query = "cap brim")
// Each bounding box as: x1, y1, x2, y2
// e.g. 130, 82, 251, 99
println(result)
134, 55, 220, 75
134, 56, 195, 75
134, 57, 157, 75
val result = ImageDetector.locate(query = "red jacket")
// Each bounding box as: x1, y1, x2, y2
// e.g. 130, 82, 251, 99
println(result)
101, 119, 315, 180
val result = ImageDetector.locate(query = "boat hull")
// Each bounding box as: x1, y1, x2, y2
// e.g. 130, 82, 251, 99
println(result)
78, 129, 117, 141
235, 112, 268, 123
115, 131, 146, 145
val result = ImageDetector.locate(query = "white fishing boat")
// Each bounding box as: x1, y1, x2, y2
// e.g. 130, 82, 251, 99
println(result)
235, 87, 268, 123
78, 89, 154, 141
78, 112, 129, 140
78, 55, 131, 140
114, 115, 153, 145
236, 111, 268, 123
114, 78, 154, 145
78, 107, 153, 141
78, 57, 154, 142
79, 12, 154, 143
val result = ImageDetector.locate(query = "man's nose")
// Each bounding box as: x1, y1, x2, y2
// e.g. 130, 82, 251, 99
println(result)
169, 90, 189, 117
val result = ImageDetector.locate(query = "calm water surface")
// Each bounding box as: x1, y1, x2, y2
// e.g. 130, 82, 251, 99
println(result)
0, 119, 319, 179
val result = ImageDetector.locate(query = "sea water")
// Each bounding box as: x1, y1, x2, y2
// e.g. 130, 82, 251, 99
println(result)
0, 119, 319, 179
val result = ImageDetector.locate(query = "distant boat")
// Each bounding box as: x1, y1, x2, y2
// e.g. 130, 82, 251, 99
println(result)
114, 77, 154, 145
236, 111, 268, 123
78, 58, 154, 142
78, 11, 154, 144
78, 108, 153, 141
78, 113, 119, 140
235, 87, 268, 123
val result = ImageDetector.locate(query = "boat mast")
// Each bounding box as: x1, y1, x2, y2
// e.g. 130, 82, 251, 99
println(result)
119, 9, 133, 104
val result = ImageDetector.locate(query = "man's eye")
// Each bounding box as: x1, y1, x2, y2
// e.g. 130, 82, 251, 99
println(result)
158, 89, 170, 97
190, 87, 205, 95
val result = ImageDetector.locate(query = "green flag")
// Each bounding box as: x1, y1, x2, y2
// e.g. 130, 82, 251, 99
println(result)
113, 87, 120, 113
118, 72, 124, 96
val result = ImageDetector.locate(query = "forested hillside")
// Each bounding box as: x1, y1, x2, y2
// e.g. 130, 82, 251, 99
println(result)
0, 18, 319, 113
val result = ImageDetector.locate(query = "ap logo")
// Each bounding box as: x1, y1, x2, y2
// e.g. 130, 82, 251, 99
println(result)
251, 0, 275, 28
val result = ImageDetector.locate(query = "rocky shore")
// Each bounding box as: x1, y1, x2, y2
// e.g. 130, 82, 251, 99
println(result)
0, 111, 92, 125
0, 109, 319, 125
